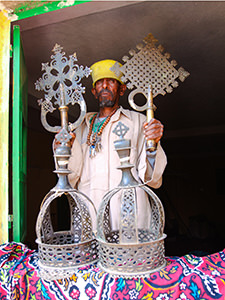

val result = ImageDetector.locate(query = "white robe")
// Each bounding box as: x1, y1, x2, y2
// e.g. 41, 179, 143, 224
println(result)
68, 107, 167, 230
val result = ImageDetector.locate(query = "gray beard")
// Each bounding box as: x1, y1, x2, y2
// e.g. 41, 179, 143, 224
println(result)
97, 89, 115, 107
99, 99, 115, 108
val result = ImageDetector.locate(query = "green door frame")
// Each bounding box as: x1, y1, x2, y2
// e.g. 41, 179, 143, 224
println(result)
9, 0, 91, 20
12, 25, 28, 242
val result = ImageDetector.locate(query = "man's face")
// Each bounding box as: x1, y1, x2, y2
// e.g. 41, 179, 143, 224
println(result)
93, 78, 121, 108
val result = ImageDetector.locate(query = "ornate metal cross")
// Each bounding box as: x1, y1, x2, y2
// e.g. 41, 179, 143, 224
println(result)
35, 43, 91, 137
111, 33, 190, 151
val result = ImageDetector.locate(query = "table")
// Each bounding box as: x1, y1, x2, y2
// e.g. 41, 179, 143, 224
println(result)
0, 242, 225, 299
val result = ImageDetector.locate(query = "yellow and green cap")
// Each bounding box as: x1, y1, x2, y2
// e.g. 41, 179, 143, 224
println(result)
90, 59, 124, 87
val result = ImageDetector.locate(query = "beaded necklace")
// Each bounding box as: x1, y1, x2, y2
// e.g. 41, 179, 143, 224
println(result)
87, 107, 119, 158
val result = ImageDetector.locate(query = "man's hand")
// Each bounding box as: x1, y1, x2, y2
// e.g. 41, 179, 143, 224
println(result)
53, 132, 76, 151
143, 118, 164, 144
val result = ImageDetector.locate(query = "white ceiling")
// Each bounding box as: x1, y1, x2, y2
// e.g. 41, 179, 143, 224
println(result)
13, 1, 225, 140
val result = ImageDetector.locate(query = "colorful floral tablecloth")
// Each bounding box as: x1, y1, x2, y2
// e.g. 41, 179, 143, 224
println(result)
0, 242, 225, 299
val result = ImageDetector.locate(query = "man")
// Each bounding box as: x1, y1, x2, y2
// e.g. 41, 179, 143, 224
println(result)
67, 59, 167, 229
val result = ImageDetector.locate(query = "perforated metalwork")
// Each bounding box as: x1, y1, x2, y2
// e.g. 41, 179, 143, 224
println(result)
41, 207, 53, 243
97, 188, 120, 241
36, 190, 98, 281
96, 126, 166, 277
111, 33, 190, 99
37, 96, 55, 113
120, 188, 138, 243
103, 202, 111, 236
97, 186, 164, 241
35, 44, 90, 108
97, 185, 166, 277
37, 236, 98, 280
98, 232, 166, 277
38, 257, 97, 281
35, 44, 90, 133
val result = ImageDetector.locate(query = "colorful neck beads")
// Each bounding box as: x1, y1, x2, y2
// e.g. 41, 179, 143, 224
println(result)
86, 107, 119, 157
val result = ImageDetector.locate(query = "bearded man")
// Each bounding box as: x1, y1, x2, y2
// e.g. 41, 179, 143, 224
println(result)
67, 59, 167, 229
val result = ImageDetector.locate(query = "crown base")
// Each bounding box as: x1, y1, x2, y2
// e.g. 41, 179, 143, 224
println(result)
97, 231, 166, 277
36, 236, 98, 280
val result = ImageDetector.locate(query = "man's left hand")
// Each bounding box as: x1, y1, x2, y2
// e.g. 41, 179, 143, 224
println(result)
143, 118, 164, 144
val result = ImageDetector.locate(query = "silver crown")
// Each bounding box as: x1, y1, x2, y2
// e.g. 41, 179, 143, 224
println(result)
96, 122, 167, 278
35, 45, 97, 281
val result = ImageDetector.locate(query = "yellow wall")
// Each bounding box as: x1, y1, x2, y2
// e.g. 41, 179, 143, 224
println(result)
0, 11, 10, 243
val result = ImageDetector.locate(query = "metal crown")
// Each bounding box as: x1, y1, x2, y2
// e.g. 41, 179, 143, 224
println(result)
96, 122, 167, 278
35, 45, 98, 281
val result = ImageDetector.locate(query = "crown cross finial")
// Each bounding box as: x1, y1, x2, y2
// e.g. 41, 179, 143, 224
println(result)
112, 121, 129, 139
55, 128, 72, 144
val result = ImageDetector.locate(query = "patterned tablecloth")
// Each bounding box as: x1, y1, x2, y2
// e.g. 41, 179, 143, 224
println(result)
0, 242, 225, 300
